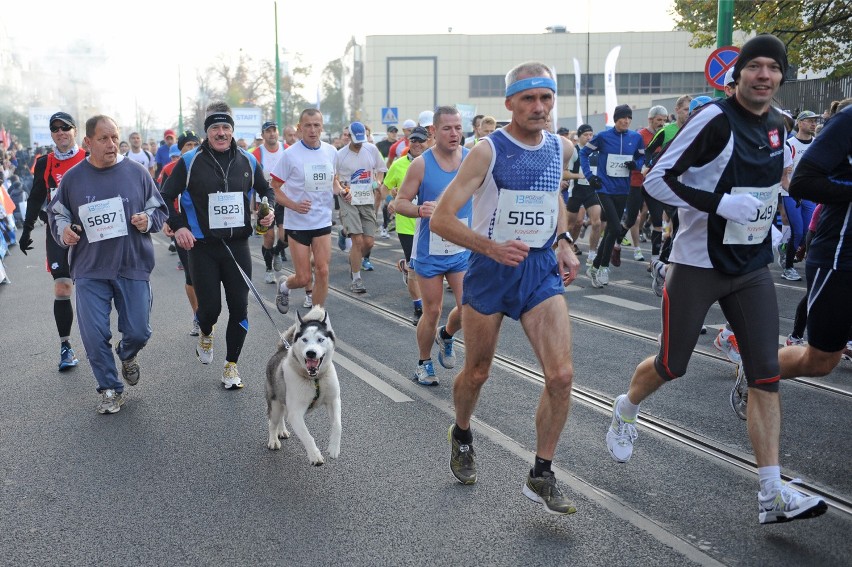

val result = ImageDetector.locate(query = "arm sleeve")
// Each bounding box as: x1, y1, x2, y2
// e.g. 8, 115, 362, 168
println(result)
644, 109, 730, 212
142, 174, 168, 233
789, 111, 852, 203
159, 158, 188, 231
580, 135, 601, 179
24, 157, 48, 229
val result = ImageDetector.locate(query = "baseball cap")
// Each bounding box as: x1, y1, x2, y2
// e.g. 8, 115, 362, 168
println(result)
262, 120, 277, 131
689, 96, 714, 114
556, 127, 570, 135
796, 110, 818, 121
387, 125, 398, 133
349, 121, 367, 144
49, 112, 76, 128
402, 119, 417, 130
164, 129, 176, 139
723, 68, 735, 86
409, 126, 429, 142
168, 144, 180, 158
418, 110, 434, 127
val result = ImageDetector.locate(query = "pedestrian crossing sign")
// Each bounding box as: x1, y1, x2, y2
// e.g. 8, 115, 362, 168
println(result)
381, 107, 398, 125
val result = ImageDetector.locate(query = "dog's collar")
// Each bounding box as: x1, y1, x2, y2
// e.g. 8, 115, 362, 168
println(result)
308, 379, 320, 410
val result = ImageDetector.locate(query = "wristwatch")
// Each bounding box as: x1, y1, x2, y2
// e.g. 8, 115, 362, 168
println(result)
555, 231, 574, 246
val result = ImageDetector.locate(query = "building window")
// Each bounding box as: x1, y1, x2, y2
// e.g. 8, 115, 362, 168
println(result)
478, 72, 709, 98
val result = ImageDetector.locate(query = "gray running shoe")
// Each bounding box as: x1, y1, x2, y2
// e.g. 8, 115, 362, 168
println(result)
781, 267, 802, 281
523, 471, 577, 515
730, 365, 748, 420
276, 280, 290, 314
97, 389, 126, 414
120, 355, 140, 386
303, 294, 313, 309
598, 266, 610, 285
350, 277, 367, 294
435, 326, 456, 369
650, 259, 665, 297
272, 251, 283, 272
448, 424, 476, 485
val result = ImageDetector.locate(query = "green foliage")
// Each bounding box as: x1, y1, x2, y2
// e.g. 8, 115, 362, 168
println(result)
671, 0, 852, 77
321, 59, 345, 136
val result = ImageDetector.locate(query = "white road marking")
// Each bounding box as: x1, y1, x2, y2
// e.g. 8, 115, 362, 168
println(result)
586, 294, 658, 311
334, 352, 413, 402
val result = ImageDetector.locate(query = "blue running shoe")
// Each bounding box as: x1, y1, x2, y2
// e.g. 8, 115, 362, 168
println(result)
435, 326, 456, 368
413, 360, 438, 386
361, 258, 374, 271
337, 231, 347, 251
59, 344, 79, 371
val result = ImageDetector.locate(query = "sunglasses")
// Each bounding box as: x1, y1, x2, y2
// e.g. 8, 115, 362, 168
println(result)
50, 124, 73, 133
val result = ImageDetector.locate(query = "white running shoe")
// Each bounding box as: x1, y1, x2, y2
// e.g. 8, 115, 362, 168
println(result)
785, 334, 805, 347
222, 362, 244, 389
650, 260, 665, 297
303, 294, 313, 309
781, 267, 802, 281
586, 266, 603, 288
714, 331, 742, 364
380, 227, 390, 239
196, 332, 214, 364
599, 266, 610, 285
606, 394, 638, 463
264, 269, 276, 284
758, 479, 827, 524
633, 248, 645, 262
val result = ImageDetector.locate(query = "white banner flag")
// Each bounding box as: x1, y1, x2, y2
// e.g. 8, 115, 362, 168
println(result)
604, 46, 621, 127
573, 58, 584, 128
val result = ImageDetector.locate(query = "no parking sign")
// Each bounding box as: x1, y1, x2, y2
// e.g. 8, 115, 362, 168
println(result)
705, 46, 741, 90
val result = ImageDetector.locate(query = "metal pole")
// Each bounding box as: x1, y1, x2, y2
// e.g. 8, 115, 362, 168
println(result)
275, 1, 282, 128
715, 0, 734, 97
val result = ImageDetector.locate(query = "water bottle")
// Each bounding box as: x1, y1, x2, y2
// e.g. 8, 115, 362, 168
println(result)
255, 196, 270, 234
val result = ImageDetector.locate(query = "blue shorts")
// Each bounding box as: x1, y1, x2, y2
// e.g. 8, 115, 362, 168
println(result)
412, 251, 469, 279
463, 248, 562, 320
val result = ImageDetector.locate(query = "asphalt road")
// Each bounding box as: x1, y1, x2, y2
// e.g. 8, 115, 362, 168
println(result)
1, 226, 849, 566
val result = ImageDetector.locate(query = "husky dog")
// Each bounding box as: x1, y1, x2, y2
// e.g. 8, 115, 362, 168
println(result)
265, 306, 341, 465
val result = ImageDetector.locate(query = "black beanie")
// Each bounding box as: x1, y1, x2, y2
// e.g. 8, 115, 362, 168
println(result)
613, 105, 632, 121
733, 34, 788, 83
177, 130, 200, 151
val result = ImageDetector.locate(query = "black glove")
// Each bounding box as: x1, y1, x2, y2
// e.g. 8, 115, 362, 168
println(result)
588, 175, 603, 190
625, 160, 638, 171
19, 227, 33, 255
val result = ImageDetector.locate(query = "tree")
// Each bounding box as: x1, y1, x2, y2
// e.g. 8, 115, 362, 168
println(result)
671, 0, 852, 77
321, 59, 345, 137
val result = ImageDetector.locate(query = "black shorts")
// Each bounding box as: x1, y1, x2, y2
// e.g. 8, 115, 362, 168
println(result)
44, 224, 71, 279
567, 185, 601, 214
274, 204, 285, 226
398, 233, 414, 262
805, 265, 852, 353
286, 226, 332, 247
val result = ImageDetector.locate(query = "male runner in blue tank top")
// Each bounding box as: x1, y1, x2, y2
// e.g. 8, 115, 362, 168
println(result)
432, 62, 581, 515
393, 107, 470, 386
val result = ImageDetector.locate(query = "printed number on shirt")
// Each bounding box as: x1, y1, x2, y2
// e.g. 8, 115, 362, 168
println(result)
722, 185, 779, 245
493, 189, 558, 248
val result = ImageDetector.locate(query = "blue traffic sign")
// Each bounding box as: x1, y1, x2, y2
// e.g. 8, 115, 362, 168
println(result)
705, 46, 740, 90
381, 107, 398, 125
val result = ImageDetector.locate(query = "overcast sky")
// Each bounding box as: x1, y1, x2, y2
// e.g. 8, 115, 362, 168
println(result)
4, 0, 677, 128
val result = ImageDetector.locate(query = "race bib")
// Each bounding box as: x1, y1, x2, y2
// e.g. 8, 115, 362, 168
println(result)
493, 189, 559, 248
304, 162, 333, 192
79, 197, 128, 242
606, 154, 632, 178
208, 192, 245, 229
428, 217, 468, 256
350, 179, 374, 206
722, 185, 779, 245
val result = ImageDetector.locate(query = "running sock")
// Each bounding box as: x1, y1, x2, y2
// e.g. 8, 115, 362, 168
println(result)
352, 271, 361, 281
272, 241, 281, 255
61, 339, 71, 350
262, 246, 274, 269
419, 359, 431, 365
758, 466, 783, 494
532, 456, 552, 477
278, 280, 289, 294
439, 327, 453, 340
617, 395, 640, 422
413, 299, 422, 309
54, 298, 73, 340
453, 423, 473, 445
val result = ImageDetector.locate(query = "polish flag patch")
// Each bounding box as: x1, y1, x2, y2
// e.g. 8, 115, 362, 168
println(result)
768, 129, 781, 149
